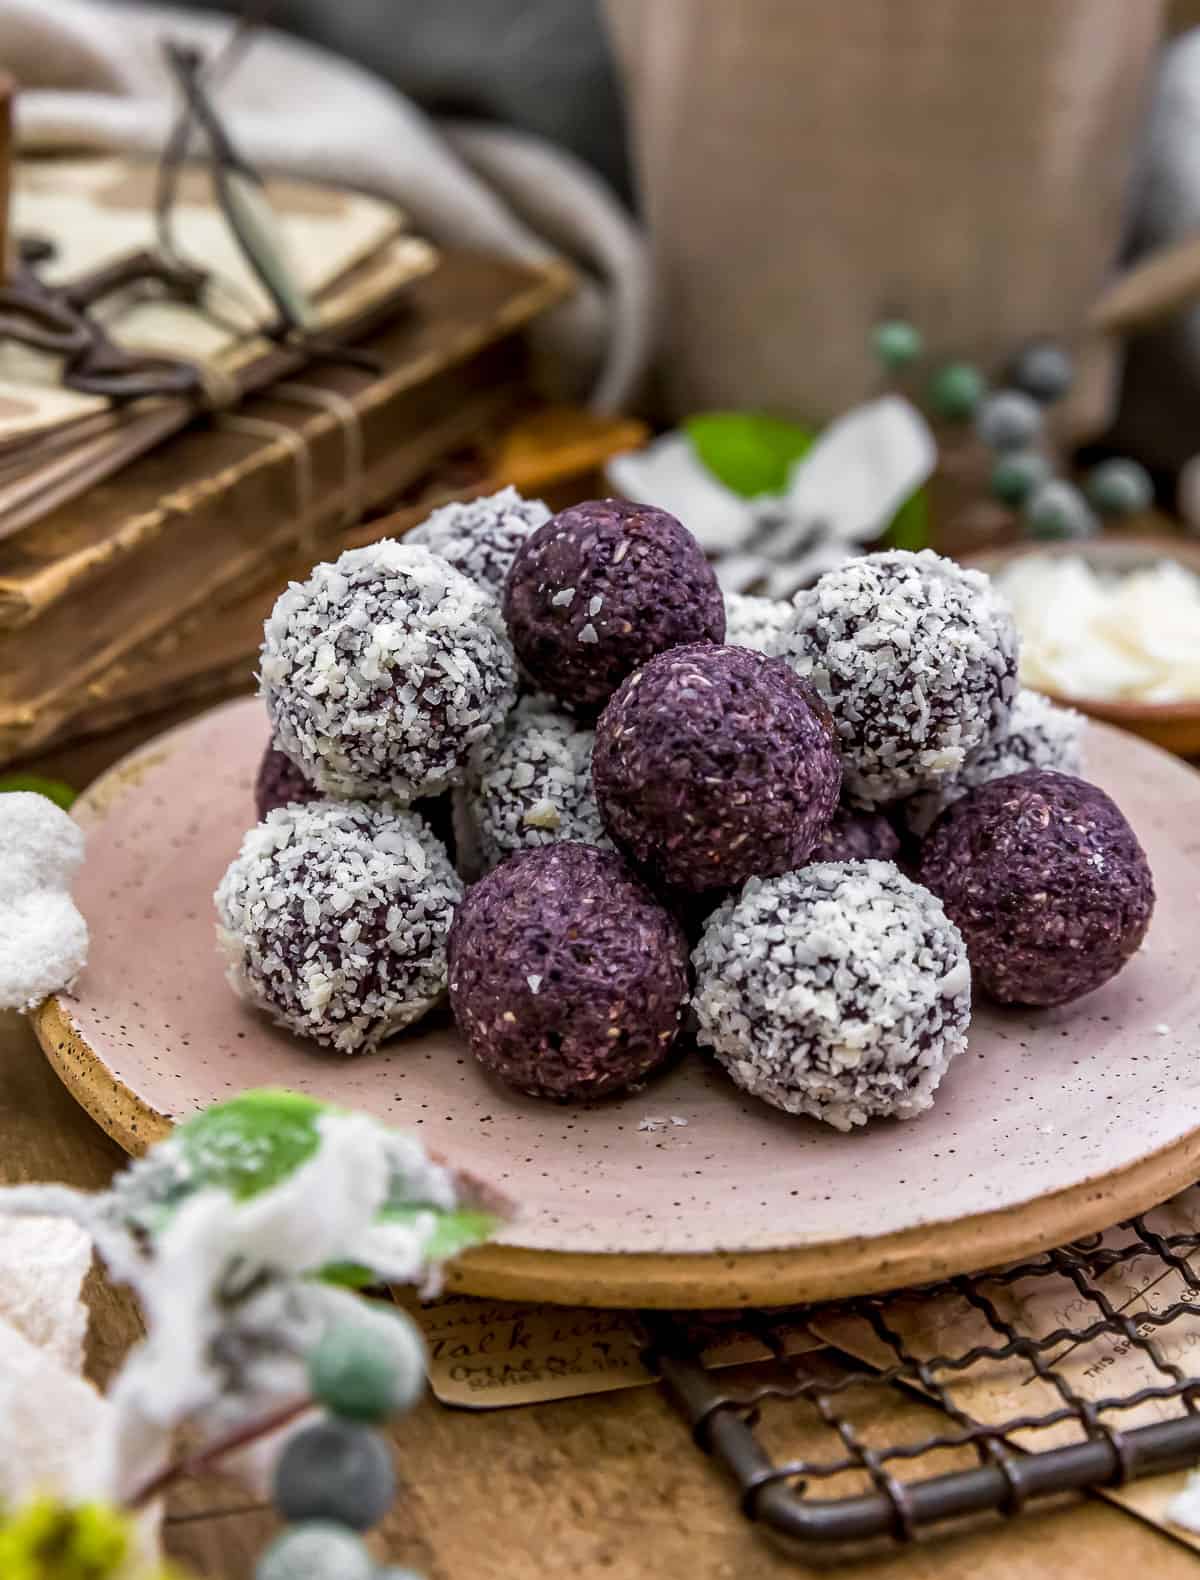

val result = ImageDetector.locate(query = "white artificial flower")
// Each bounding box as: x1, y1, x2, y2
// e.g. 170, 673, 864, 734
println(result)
607, 396, 937, 598
0, 1106, 500, 1500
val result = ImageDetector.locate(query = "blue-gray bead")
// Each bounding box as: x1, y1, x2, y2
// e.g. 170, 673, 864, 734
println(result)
990, 451, 1051, 507
256, 1522, 374, 1580
1024, 480, 1099, 541
375, 1569, 425, 1580
273, 1420, 397, 1532
1011, 341, 1074, 403
976, 390, 1042, 451
1086, 457, 1153, 516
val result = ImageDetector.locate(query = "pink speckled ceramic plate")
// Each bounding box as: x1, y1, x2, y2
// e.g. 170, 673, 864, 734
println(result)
36, 698, 1200, 1309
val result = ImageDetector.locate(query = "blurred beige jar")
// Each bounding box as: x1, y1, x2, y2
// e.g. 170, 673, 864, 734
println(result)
604, 0, 1165, 432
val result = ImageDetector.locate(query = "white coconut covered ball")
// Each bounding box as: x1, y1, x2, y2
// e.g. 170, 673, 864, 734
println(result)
722, 592, 794, 656
464, 699, 608, 870
0, 791, 85, 902
215, 801, 463, 1054
260, 541, 517, 802
692, 861, 972, 1131
904, 688, 1086, 837
779, 550, 1019, 805
405, 486, 551, 598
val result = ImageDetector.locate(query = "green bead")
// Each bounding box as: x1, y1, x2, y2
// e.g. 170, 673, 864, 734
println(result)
308, 1312, 426, 1423
1086, 457, 1153, 517
928, 362, 986, 422
990, 451, 1051, 508
871, 319, 923, 371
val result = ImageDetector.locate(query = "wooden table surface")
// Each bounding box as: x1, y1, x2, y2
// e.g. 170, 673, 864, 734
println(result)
5, 709, 1200, 1579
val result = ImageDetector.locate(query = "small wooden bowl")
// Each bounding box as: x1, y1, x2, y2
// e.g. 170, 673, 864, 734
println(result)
963, 534, 1200, 757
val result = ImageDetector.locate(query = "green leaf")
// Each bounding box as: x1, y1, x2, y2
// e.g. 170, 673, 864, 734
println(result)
883, 487, 930, 551
0, 774, 76, 809
685, 412, 815, 498
318, 1208, 497, 1289
179, 1090, 329, 1201
381, 1205, 498, 1262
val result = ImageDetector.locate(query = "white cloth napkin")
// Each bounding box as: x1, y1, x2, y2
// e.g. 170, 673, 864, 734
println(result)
0, 0, 651, 411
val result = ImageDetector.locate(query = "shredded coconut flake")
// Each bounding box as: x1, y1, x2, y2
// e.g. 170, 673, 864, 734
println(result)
404, 486, 551, 597
260, 540, 517, 802
692, 861, 972, 1131
464, 698, 610, 870
778, 550, 1019, 805
904, 688, 1085, 836
722, 591, 794, 656
215, 800, 463, 1053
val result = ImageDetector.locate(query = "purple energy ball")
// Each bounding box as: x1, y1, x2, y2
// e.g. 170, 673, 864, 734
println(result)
448, 842, 689, 1100
502, 498, 725, 713
255, 744, 320, 821
810, 802, 901, 865
592, 643, 843, 894
917, 769, 1155, 1006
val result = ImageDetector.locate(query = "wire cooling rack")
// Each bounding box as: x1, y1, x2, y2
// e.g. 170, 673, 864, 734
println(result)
646, 1211, 1200, 1551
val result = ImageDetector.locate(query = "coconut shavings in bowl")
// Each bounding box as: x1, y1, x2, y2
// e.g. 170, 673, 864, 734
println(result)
994, 553, 1200, 703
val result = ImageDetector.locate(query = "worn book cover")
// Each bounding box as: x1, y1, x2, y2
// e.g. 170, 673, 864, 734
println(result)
0, 248, 571, 759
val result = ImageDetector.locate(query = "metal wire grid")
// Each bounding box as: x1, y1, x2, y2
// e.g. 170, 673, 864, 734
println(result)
647, 1214, 1200, 1550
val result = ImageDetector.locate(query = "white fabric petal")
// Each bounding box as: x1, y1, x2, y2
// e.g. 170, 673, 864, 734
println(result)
0, 1215, 92, 1371
782, 396, 936, 545
606, 432, 758, 552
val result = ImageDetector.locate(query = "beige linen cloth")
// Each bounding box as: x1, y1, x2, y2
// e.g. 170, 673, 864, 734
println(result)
0, 0, 650, 411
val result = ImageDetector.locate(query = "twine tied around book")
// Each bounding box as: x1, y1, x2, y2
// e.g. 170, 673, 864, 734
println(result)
214, 412, 317, 554
273, 382, 366, 531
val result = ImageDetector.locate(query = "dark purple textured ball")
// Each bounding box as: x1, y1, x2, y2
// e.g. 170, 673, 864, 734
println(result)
448, 842, 689, 1100
917, 769, 1154, 1006
810, 802, 901, 865
502, 498, 725, 713
255, 744, 320, 821
593, 643, 843, 895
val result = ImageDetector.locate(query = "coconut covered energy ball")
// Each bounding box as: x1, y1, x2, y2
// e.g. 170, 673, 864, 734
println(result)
917, 769, 1154, 1007
693, 862, 971, 1131
810, 802, 902, 865
904, 688, 1085, 836
405, 486, 551, 598
593, 643, 842, 894
467, 701, 606, 869
216, 801, 463, 1053
503, 498, 725, 712
448, 843, 689, 1100
261, 541, 517, 802
782, 550, 1019, 805
255, 744, 320, 821
722, 592, 793, 656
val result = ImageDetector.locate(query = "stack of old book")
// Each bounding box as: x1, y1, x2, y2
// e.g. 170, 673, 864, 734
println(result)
0, 154, 643, 768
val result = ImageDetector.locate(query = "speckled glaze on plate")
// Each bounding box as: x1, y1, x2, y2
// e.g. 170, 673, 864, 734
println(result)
35, 698, 1200, 1309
